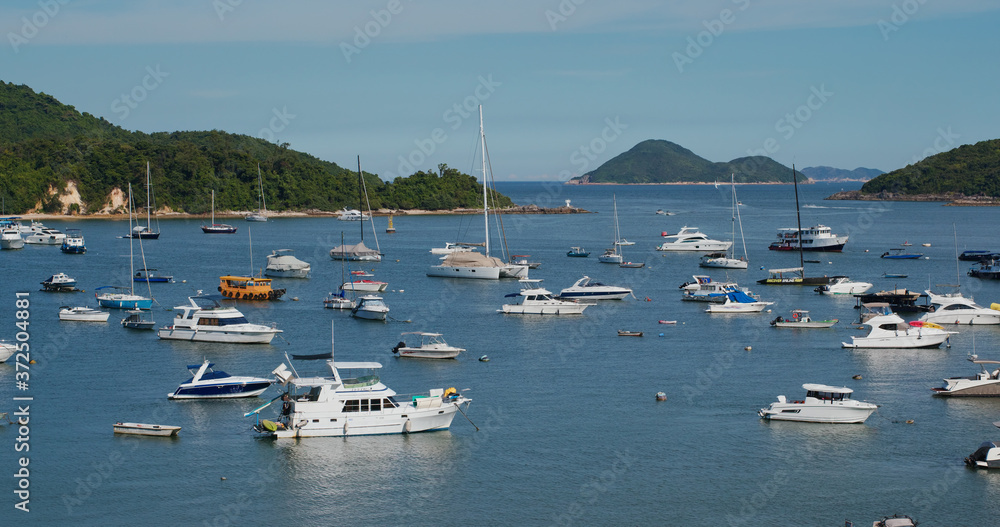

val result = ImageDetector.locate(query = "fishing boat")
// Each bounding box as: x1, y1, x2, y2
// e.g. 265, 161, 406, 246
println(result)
121, 310, 155, 330
245, 164, 268, 222
920, 290, 1000, 325
769, 310, 837, 328
58, 306, 110, 322
656, 226, 731, 252
331, 158, 383, 262
768, 225, 848, 252
932, 356, 1000, 396
757, 384, 877, 423
157, 295, 282, 344
391, 332, 465, 359
701, 175, 749, 269
127, 162, 160, 238
60, 229, 86, 254
704, 291, 774, 313
41, 273, 77, 291
566, 246, 590, 257
264, 249, 311, 279
351, 295, 389, 321
167, 359, 273, 399
499, 280, 593, 315
842, 308, 955, 348
247, 348, 472, 438
133, 268, 172, 283
201, 190, 237, 233
814, 276, 873, 295
113, 422, 180, 437
558, 276, 633, 300
881, 248, 922, 259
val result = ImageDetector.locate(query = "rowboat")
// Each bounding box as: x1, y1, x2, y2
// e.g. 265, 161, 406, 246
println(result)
113, 422, 181, 437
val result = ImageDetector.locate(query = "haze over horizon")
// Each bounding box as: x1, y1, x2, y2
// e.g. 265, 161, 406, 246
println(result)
4, 1, 997, 181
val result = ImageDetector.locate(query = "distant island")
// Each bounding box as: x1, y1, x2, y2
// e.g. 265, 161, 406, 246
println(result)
566, 139, 806, 184
799, 166, 882, 182
826, 139, 1000, 204
0, 81, 515, 215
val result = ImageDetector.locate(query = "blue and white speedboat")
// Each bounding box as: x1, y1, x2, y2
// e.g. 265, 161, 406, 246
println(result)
557, 276, 632, 300
168, 360, 272, 399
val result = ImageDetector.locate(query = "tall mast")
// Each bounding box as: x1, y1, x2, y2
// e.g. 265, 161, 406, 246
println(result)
792, 164, 804, 273
480, 105, 489, 257
258, 163, 266, 214
128, 183, 135, 294
145, 161, 151, 230
357, 156, 364, 243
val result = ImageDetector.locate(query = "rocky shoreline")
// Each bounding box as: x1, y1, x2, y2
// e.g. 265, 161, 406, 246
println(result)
825, 190, 1000, 206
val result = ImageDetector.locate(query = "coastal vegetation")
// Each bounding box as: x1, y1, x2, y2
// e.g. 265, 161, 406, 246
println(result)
0, 81, 514, 214
569, 139, 806, 184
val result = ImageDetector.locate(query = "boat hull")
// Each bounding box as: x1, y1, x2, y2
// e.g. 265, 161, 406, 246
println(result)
921, 312, 1000, 325
699, 257, 748, 269
168, 381, 271, 399
932, 382, 1000, 397
201, 225, 237, 234
842, 334, 950, 349
772, 321, 837, 328
657, 242, 732, 252
395, 348, 462, 359
426, 265, 502, 280
705, 303, 771, 313
59, 310, 110, 322
342, 281, 388, 292
758, 404, 875, 423
264, 268, 310, 279
113, 422, 180, 436
500, 303, 589, 315
156, 327, 279, 344
96, 297, 153, 310
269, 404, 463, 438
351, 309, 388, 321
558, 291, 630, 300
768, 243, 846, 252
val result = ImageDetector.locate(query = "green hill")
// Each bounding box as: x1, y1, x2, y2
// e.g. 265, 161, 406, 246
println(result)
0, 81, 513, 214
856, 139, 1000, 197
570, 139, 805, 184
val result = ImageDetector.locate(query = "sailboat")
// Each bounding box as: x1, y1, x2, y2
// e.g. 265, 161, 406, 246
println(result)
202, 190, 237, 234
757, 164, 835, 286
128, 162, 160, 239
701, 174, 749, 269
598, 195, 624, 264
324, 232, 358, 310
329, 157, 382, 262
246, 164, 268, 222
98, 184, 154, 309
428, 106, 525, 280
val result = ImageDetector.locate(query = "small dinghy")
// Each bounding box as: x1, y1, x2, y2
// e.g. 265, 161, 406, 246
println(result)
113, 422, 181, 437
617, 330, 643, 337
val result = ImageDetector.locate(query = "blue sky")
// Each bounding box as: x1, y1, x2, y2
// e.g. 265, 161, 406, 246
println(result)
3, 1, 997, 181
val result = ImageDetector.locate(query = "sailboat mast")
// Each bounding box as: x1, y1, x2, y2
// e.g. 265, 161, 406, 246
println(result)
734, 175, 748, 261
128, 184, 135, 292
258, 163, 266, 214
480, 105, 489, 257
792, 164, 804, 272
145, 161, 151, 230
357, 156, 364, 243
211, 190, 215, 224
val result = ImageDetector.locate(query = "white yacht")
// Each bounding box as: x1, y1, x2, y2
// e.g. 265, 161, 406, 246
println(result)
557, 276, 632, 300
815, 276, 874, 296
392, 332, 465, 359
768, 224, 848, 252
500, 280, 593, 315
656, 226, 731, 252
264, 249, 311, 278
248, 358, 471, 438
351, 295, 389, 321
58, 306, 110, 322
430, 242, 480, 255
680, 275, 753, 303
704, 291, 774, 313
597, 248, 624, 264
336, 208, 370, 221
24, 227, 66, 245
0, 341, 15, 363
342, 273, 388, 293
932, 356, 1000, 396
919, 290, 1000, 325
157, 295, 282, 344
966, 441, 1000, 469
0, 218, 24, 250
758, 383, 878, 423
842, 309, 955, 349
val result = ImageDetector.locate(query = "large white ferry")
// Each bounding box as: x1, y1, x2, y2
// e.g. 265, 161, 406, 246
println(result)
768, 225, 848, 252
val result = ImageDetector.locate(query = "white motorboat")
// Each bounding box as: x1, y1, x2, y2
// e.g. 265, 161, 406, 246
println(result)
932, 355, 1000, 396
597, 248, 623, 264
157, 295, 282, 344
40, 272, 77, 291
24, 228, 66, 245
656, 226, 732, 252
336, 208, 370, 221
919, 290, 1000, 325
758, 383, 877, 423
0, 218, 24, 249
392, 332, 465, 359
0, 341, 15, 363
499, 280, 593, 315
701, 175, 749, 269
769, 310, 838, 328
680, 275, 754, 303
59, 306, 110, 322
323, 292, 357, 310
168, 360, 273, 399
351, 295, 389, 321
342, 270, 388, 292
264, 249, 311, 278
121, 310, 155, 330
113, 422, 180, 437
814, 276, 874, 295
842, 310, 955, 349
247, 357, 471, 438
429, 242, 480, 255
967, 441, 1000, 468
60, 229, 86, 254
558, 276, 632, 300
704, 291, 773, 313
768, 224, 848, 252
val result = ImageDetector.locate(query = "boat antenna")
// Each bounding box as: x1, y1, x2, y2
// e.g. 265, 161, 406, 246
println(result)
954, 223, 961, 293
248, 226, 253, 277
792, 163, 805, 277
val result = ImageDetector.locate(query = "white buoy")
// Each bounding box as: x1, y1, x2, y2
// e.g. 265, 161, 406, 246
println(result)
744, 346, 752, 351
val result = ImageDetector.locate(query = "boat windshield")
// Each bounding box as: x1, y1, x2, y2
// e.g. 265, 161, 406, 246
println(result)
340, 368, 380, 388
197, 316, 249, 326
806, 390, 850, 401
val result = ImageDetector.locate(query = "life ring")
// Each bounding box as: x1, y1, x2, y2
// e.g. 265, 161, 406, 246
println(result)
217, 286, 222, 292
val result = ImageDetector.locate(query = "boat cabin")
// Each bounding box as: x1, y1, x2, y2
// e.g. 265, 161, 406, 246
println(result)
219, 275, 285, 300
803, 383, 854, 402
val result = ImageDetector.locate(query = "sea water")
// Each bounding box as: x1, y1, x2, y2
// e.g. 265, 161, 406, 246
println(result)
1, 182, 999, 525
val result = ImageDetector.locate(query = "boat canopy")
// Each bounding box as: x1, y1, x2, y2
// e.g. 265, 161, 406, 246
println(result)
439, 251, 505, 267
767, 267, 804, 274
726, 291, 758, 303
330, 241, 381, 259
802, 383, 853, 394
